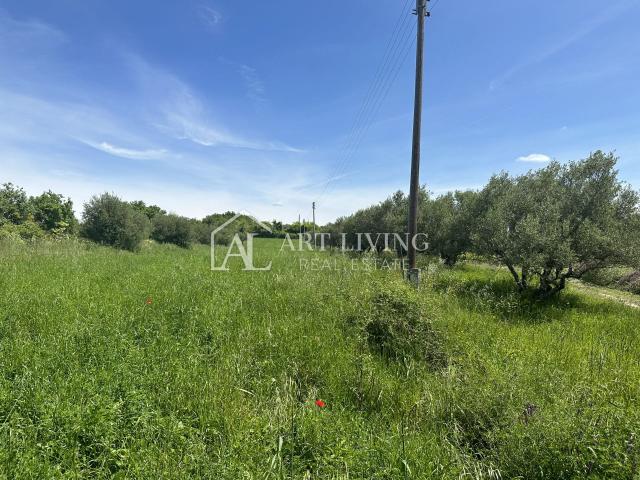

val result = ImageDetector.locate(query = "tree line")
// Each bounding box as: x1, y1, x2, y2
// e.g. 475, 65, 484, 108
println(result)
326, 151, 640, 297
3, 151, 638, 297
0, 187, 290, 251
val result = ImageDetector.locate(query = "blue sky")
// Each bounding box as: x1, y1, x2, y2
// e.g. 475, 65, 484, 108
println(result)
1, 0, 639, 223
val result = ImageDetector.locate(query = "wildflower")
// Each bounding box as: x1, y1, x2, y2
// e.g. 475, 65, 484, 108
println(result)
315, 399, 326, 408
145, 297, 153, 305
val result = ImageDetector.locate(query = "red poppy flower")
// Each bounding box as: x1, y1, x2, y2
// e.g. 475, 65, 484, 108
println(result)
145, 297, 153, 305
315, 399, 326, 408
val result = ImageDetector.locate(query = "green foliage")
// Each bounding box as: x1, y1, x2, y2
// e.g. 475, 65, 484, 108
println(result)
129, 200, 167, 220
189, 219, 212, 245
0, 182, 30, 225
0, 220, 46, 241
81, 193, 151, 251
151, 213, 193, 248
328, 188, 478, 264
473, 151, 640, 296
0, 183, 78, 238
29, 190, 77, 234
357, 279, 445, 366
328, 190, 419, 252
285, 220, 316, 235
203, 212, 272, 245
328, 151, 640, 297
582, 267, 640, 295
422, 190, 478, 266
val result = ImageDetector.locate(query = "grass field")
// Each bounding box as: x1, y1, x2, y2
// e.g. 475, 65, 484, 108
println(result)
1, 239, 639, 479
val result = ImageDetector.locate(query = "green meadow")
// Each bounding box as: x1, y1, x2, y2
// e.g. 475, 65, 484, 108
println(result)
1, 238, 639, 479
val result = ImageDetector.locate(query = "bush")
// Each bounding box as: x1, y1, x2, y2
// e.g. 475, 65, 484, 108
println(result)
357, 280, 445, 367
0, 221, 46, 241
129, 200, 166, 220
581, 267, 633, 288
0, 183, 30, 225
81, 193, 150, 251
151, 214, 193, 248
191, 220, 234, 246
617, 271, 640, 294
30, 190, 77, 234
581, 267, 640, 295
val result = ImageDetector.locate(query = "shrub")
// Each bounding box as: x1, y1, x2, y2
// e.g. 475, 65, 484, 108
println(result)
30, 190, 77, 234
423, 190, 478, 266
581, 266, 634, 288
191, 220, 233, 246
0, 183, 30, 225
616, 270, 640, 295
81, 193, 150, 251
129, 200, 166, 220
0, 220, 46, 240
151, 214, 193, 248
357, 280, 445, 366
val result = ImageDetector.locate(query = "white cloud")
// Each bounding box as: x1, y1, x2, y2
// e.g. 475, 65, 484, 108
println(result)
0, 10, 66, 55
517, 153, 552, 163
161, 113, 303, 152
239, 64, 266, 103
1, 147, 393, 223
490, 1, 636, 91
197, 5, 222, 29
126, 54, 303, 152
83, 141, 170, 161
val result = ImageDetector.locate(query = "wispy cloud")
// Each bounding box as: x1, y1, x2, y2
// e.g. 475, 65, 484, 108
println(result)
126, 54, 302, 152
0, 9, 66, 55
197, 5, 222, 29
161, 113, 304, 152
239, 64, 266, 103
490, 1, 636, 90
0, 10, 375, 222
83, 141, 170, 161
517, 153, 551, 163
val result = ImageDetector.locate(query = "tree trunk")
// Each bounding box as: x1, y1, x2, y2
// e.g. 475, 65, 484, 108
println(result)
506, 262, 526, 291
521, 267, 529, 290
537, 268, 567, 299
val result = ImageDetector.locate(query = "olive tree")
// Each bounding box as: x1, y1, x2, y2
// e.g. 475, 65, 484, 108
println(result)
423, 190, 478, 266
473, 151, 640, 297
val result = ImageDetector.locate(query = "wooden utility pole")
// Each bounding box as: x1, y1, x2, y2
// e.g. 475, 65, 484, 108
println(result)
312, 202, 316, 248
407, 0, 428, 287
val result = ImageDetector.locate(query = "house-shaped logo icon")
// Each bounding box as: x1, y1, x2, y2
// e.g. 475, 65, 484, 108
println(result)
211, 211, 273, 272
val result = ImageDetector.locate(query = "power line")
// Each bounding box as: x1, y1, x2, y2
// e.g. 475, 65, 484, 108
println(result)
317, 7, 413, 203
318, 12, 414, 197
319, 21, 417, 203
315, 0, 416, 207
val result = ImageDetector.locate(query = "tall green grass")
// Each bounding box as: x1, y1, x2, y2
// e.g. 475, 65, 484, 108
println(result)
1, 240, 638, 478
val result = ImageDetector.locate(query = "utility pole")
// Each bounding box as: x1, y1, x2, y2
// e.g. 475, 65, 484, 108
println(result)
312, 202, 316, 249
298, 213, 301, 238
407, 0, 429, 287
